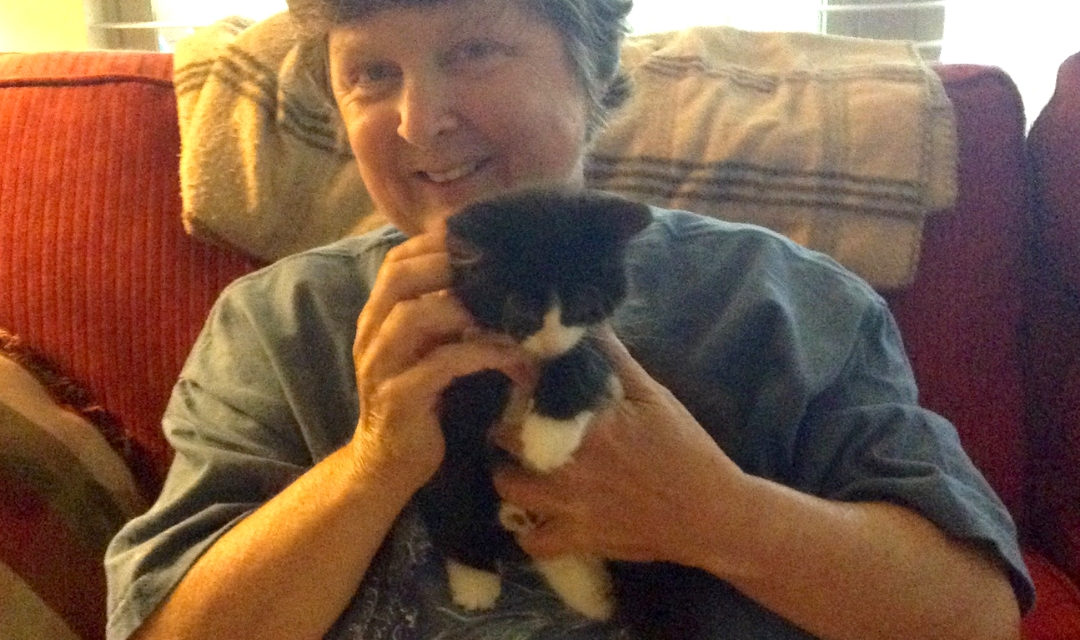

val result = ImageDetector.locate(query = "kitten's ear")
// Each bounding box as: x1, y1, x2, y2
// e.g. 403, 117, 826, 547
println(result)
445, 233, 484, 269
586, 191, 653, 243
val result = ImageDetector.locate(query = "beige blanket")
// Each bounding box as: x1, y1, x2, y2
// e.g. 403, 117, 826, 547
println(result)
174, 13, 372, 260
587, 27, 957, 289
174, 15, 956, 288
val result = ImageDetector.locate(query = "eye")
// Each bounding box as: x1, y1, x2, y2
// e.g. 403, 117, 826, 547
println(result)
442, 39, 513, 72
360, 61, 401, 85
339, 59, 402, 101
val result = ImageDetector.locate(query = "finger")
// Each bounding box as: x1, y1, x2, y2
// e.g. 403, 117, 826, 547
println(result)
491, 463, 561, 511
356, 251, 453, 353
488, 384, 537, 457
514, 519, 577, 559
594, 325, 655, 400
396, 341, 537, 410
383, 224, 447, 263
357, 292, 479, 387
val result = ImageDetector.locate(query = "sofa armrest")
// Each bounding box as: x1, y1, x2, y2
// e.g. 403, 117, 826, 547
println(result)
1027, 50, 1080, 587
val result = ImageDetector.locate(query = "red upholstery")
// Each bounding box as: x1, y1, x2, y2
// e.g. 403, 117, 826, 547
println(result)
884, 65, 1032, 525
1028, 51, 1080, 588
1, 50, 1078, 638
0, 52, 259, 496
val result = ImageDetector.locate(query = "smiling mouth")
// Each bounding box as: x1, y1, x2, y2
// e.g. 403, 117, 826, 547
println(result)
420, 158, 489, 184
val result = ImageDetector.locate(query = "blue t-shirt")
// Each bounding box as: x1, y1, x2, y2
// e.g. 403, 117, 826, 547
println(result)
105, 209, 1034, 640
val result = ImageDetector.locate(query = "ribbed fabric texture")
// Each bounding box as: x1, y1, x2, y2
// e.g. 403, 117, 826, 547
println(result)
0, 52, 258, 496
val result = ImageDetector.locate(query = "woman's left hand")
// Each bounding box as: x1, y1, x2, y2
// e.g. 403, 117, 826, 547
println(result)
492, 326, 749, 568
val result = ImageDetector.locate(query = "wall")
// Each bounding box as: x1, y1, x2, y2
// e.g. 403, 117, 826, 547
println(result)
0, 0, 89, 52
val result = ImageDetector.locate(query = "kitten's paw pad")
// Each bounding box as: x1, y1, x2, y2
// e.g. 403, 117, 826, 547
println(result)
499, 501, 539, 534
446, 560, 501, 611
520, 411, 592, 472
535, 555, 615, 621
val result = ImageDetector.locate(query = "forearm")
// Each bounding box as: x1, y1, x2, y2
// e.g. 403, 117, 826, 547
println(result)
687, 474, 1021, 640
134, 445, 417, 640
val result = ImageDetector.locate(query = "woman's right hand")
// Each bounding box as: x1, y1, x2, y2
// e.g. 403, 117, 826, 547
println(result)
349, 226, 535, 492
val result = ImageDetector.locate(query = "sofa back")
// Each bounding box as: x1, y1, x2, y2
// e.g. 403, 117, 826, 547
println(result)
0, 52, 1046, 533
883, 65, 1033, 529
0, 52, 258, 497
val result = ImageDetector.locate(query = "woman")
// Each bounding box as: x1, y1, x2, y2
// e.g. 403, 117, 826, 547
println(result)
106, 0, 1031, 638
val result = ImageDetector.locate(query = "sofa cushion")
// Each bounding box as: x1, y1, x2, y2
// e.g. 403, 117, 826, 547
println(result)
883, 65, 1032, 527
1020, 550, 1080, 639
0, 329, 147, 640
0, 51, 258, 492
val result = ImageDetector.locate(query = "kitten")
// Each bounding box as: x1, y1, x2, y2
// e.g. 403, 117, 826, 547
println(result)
413, 188, 652, 621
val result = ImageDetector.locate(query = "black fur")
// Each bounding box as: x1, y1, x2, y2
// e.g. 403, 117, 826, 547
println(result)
415, 188, 705, 630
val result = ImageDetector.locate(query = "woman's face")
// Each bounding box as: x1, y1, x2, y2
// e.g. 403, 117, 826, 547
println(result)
328, 0, 590, 235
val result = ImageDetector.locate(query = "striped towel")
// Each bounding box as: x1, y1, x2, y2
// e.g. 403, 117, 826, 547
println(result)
586, 27, 958, 289
174, 13, 373, 262
174, 18, 956, 287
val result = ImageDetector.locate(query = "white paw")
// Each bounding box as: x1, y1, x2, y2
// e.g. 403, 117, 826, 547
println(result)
519, 411, 592, 472
534, 555, 615, 621
446, 559, 501, 611
498, 501, 539, 534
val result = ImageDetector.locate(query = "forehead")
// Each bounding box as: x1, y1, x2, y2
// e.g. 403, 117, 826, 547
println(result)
328, 0, 541, 54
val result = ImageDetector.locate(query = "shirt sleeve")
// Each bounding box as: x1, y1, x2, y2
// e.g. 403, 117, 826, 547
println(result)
103, 233, 395, 640
103, 281, 313, 640
788, 300, 1036, 612
623, 211, 1035, 615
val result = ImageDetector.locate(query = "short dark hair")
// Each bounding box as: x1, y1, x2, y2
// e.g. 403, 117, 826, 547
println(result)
288, 0, 633, 138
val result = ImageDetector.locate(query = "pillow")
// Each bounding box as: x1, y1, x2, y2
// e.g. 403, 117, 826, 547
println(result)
0, 329, 148, 640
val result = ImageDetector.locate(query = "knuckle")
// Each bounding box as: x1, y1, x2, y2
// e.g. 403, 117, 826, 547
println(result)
376, 259, 410, 292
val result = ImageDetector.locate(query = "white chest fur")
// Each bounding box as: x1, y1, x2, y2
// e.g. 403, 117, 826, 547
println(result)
520, 305, 586, 360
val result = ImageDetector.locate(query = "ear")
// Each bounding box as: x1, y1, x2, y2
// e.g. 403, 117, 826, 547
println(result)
584, 191, 653, 243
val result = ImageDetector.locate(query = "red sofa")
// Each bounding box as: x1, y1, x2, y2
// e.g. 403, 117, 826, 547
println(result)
1, 50, 1078, 639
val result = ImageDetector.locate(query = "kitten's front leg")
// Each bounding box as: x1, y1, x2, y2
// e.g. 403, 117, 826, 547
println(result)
446, 559, 502, 611
534, 555, 615, 621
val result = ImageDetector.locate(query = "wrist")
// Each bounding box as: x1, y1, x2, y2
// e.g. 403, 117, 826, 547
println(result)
671, 469, 784, 582
346, 425, 438, 503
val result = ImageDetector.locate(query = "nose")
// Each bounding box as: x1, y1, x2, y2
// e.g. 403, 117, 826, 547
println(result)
396, 73, 460, 147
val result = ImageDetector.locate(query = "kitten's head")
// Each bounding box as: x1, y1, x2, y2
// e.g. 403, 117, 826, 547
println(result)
446, 188, 652, 358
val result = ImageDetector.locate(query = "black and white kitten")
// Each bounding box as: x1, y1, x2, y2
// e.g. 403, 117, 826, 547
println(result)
413, 188, 652, 621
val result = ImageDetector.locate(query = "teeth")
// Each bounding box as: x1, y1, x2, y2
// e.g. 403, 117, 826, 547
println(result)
425, 160, 481, 183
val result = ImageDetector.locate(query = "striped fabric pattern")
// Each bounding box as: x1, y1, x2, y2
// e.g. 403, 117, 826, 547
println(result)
0, 334, 147, 640
586, 27, 958, 290
173, 13, 373, 263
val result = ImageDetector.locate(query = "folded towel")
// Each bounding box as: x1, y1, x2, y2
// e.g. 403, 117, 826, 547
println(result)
174, 13, 373, 261
174, 16, 957, 288
586, 27, 957, 289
